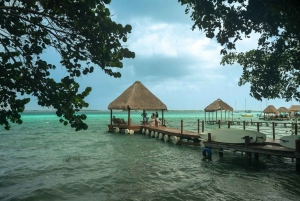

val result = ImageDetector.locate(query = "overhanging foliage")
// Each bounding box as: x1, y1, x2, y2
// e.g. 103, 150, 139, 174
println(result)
0, 0, 135, 130
179, 0, 300, 101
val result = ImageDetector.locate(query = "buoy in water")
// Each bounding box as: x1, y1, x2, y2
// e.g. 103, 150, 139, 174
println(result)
114, 127, 120, 133
125, 129, 129, 134
129, 130, 134, 135
150, 131, 154, 137
158, 133, 163, 140
145, 129, 149, 135
172, 136, 179, 144
142, 128, 145, 133
164, 134, 169, 142
202, 148, 212, 159
154, 132, 158, 138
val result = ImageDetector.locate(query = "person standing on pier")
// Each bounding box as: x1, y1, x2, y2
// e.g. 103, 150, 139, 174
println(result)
155, 111, 159, 127
151, 113, 156, 126
141, 110, 148, 126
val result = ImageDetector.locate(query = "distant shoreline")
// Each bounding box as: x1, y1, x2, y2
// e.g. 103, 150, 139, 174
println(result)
23, 109, 262, 112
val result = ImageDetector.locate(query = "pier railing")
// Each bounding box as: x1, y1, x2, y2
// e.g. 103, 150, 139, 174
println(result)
177, 119, 299, 140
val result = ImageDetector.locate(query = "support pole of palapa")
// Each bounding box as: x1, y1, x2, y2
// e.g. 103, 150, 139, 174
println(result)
127, 106, 131, 126
110, 109, 112, 125
162, 109, 164, 126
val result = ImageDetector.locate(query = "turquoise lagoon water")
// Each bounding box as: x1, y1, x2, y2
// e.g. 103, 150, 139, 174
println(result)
1, 110, 300, 201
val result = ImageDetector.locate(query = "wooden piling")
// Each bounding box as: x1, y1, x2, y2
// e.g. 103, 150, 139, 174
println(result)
272, 122, 275, 140
257, 122, 260, 132
247, 152, 252, 165
243, 121, 245, 130
254, 153, 259, 161
296, 139, 300, 173
228, 121, 230, 128
245, 136, 250, 147
219, 148, 223, 157
181, 120, 183, 134
208, 133, 211, 142
202, 121, 204, 133
218, 120, 221, 128
197, 119, 200, 133
295, 124, 298, 135
245, 136, 251, 164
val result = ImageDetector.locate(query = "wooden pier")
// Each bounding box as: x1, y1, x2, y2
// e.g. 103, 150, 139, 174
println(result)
107, 119, 300, 172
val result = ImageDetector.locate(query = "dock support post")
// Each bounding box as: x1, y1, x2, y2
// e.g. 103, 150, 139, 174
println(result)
202, 121, 204, 133
257, 122, 260, 132
243, 121, 245, 130
296, 139, 300, 173
272, 122, 275, 140
181, 120, 183, 134
208, 133, 211, 142
219, 148, 223, 158
254, 153, 259, 161
228, 121, 230, 128
218, 120, 221, 128
295, 124, 298, 135
197, 119, 200, 133
247, 152, 252, 164
245, 136, 251, 164
245, 136, 249, 147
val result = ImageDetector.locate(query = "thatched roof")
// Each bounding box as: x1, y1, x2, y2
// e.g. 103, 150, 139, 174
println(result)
204, 98, 233, 112
108, 81, 167, 110
263, 105, 279, 114
289, 105, 300, 112
277, 107, 289, 113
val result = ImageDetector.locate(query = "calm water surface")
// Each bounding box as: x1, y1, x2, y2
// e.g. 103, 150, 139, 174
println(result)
1, 110, 300, 201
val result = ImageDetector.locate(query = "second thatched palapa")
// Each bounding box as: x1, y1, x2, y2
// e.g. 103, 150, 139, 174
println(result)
204, 98, 233, 122
277, 107, 289, 113
263, 105, 279, 114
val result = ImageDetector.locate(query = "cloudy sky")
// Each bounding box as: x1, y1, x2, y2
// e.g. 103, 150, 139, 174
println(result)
26, 0, 295, 111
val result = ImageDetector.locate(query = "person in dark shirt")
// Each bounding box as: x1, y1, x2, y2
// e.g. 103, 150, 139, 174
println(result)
141, 110, 147, 125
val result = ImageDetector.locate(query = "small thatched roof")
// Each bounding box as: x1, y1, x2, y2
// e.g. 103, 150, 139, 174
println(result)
204, 98, 233, 112
263, 105, 279, 114
277, 107, 289, 113
108, 81, 167, 110
289, 105, 300, 112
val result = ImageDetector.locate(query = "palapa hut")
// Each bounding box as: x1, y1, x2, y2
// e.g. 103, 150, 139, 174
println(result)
204, 98, 233, 123
276, 106, 290, 119
288, 105, 300, 117
262, 105, 278, 119
263, 105, 278, 114
278, 107, 289, 113
108, 81, 167, 126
